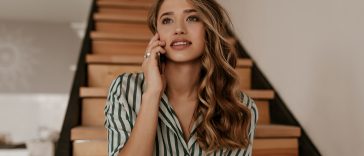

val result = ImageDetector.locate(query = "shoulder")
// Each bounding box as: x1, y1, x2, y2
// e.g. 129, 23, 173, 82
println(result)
239, 91, 258, 124
107, 72, 145, 98
239, 91, 257, 110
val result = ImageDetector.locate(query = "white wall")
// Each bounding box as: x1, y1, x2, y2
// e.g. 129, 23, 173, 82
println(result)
0, 94, 68, 143
0, 0, 92, 23
0, 21, 81, 144
0, 21, 80, 93
218, 0, 364, 155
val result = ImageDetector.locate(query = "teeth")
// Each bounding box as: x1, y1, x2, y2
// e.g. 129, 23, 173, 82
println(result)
173, 41, 189, 46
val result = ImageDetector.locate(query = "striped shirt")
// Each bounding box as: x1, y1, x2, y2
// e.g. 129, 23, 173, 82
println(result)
104, 72, 258, 156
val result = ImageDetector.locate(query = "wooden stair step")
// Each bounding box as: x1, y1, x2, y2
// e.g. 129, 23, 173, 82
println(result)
80, 87, 274, 100
92, 40, 148, 55
71, 126, 106, 140
71, 124, 300, 140
73, 140, 107, 156
86, 54, 252, 67
86, 54, 143, 64
255, 124, 301, 138
97, 0, 153, 1
255, 100, 271, 125
91, 37, 236, 55
87, 62, 251, 89
96, 0, 149, 15
88, 39, 244, 89
73, 139, 298, 156
87, 64, 142, 87
94, 13, 147, 23
95, 22, 151, 34
91, 31, 237, 45
91, 31, 151, 41
97, 1, 152, 9
253, 139, 298, 156
86, 55, 250, 88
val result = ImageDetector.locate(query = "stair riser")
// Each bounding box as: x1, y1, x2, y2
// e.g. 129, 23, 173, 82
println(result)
92, 40, 147, 55
96, 0, 154, 2
98, 7, 149, 16
88, 64, 140, 87
88, 64, 251, 89
255, 100, 270, 125
81, 98, 269, 127
91, 33, 236, 54
82, 98, 106, 127
254, 149, 298, 156
91, 40, 237, 55
95, 22, 151, 35
73, 139, 298, 156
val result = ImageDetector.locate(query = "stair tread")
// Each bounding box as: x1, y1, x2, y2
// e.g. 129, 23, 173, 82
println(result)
71, 124, 300, 140
80, 87, 274, 99
94, 13, 147, 23
97, 1, 153, 9
255, 124, 301, 138
86, 54, 253, 67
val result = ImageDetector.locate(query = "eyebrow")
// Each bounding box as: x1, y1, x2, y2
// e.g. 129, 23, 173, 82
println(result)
159, 9, 197, 19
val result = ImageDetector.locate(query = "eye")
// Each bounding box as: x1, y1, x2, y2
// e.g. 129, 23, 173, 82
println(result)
187, 15, 199, 22
161, 18, 173, 24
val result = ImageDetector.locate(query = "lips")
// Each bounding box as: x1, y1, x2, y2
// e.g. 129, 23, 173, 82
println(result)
170, 38, 192, 47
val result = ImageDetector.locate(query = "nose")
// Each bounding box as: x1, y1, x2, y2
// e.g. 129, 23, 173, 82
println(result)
174, 20, 186, 35
174, 28, 185, 35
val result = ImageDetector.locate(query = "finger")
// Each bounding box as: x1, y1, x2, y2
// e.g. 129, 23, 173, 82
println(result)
148, 33, 158, 45
147, 40, 165, 52
148, 33, 159, 46
154, 47, 167, 54
150, 47, 166, 56
159, 40, 166, 46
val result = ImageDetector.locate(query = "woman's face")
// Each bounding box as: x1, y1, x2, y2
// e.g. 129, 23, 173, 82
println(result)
157, 0, 205, 63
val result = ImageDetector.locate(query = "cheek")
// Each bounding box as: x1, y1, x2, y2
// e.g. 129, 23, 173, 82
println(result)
193, 26, 205, 45
156, 28, 171, 41
198, 28, 206, 53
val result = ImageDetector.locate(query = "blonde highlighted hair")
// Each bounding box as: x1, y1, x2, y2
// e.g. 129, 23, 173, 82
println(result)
147, 0, 252, 152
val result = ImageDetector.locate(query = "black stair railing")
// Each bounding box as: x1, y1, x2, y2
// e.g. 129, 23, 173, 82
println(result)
55, 0, 97, 155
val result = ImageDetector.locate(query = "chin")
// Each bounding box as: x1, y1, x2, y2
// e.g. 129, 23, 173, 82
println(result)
166, 54, 202, 64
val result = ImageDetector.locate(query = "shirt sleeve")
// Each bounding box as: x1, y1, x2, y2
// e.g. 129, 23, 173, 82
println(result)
240, 92, 259, 156
104, 74, 133, 156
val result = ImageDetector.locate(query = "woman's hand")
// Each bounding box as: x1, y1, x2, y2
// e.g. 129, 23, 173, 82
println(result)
142, 33, 167, 96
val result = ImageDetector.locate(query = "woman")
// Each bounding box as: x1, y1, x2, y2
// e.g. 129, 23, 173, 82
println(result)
104, 0, 258, 155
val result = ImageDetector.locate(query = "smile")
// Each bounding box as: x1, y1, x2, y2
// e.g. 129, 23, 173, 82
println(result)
171, 41, 191, 50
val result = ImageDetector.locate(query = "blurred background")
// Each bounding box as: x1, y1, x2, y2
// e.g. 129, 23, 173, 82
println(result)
0, 0, 92, 155
0, 0, 363, 155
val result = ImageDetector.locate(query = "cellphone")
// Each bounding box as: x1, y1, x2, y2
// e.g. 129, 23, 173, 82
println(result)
156, 32, 166, 74
158, 53, 166, 74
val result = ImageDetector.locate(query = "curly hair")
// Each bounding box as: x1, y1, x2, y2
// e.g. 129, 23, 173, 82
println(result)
147, 0, 252, 153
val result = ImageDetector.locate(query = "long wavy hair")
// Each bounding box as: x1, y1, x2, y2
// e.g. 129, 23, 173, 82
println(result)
147, 0, 252, 152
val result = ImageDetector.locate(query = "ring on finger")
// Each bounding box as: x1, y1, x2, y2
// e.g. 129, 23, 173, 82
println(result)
144, 51, 151, 59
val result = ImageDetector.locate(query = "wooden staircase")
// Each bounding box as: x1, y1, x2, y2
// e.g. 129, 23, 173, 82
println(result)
58, 0, 304, 155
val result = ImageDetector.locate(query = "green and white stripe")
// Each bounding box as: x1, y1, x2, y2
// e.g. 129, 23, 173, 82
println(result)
104, 72, 258, 156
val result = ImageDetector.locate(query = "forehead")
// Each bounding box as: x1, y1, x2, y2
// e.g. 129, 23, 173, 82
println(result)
158, 0, 195, 16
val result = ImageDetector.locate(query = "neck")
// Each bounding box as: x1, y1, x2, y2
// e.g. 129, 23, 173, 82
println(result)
164, 60, 201, 100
